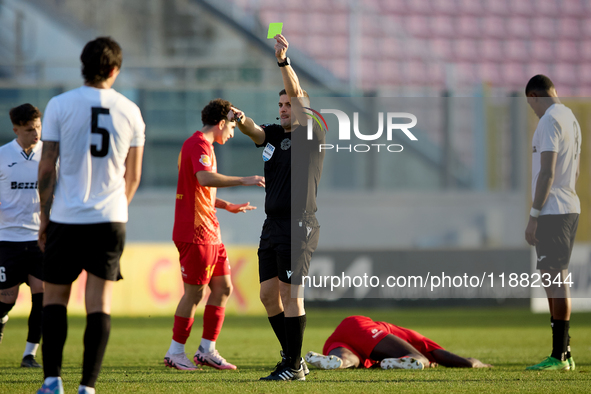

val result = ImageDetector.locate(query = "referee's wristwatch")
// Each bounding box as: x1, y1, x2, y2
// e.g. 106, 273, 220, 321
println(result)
277, 57, 290, 67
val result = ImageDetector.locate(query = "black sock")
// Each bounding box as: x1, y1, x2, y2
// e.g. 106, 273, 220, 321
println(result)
268, 312, 287, 352
565, 335, 572, 359
551, 319, 569, 361
42, 304, 68, 378
284, 315, 306, 369
0, 301, 15, 319
81, 312, 111, 388
27, 293, 43, 344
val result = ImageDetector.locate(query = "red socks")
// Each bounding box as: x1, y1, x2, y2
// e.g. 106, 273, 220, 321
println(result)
172, 316, 194, 344
202, 305, 225, 341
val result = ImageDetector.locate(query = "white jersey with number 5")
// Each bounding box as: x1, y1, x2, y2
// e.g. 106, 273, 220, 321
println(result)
42, 85, 145, 224
531, 103, 581, 215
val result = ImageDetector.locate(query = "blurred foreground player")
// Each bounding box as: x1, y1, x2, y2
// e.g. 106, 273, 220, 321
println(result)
164, 99, 264, 371
236, 34, 325, 381
0, 104, 44, 368
524, 75, 580, 371
305, 316, 492, 370
37, 37, 145, 394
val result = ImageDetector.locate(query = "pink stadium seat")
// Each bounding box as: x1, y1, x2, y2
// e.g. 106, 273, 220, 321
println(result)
287, 32, 306, 49
482, 17, 505, 38
331, 35, 350, 58
483, 0, 510, 16
259, 10, 281, 25
558, 18, 581, 39
362, 0, 382, 12
405, 15, 430, 38
563, 0, 585, 17
406, 0, 432, 15
454, 39, 478, 61
556, 40, 578, 62
431, 38, 454, 59
578, 65, 591, 84
533, 0, 559, 16
280, 12, 306, 35
478, 63, 501, 84
580, 40, 591, 61
407, 39, 428, 60
506, 17, 531, 39
427, 62, 446, 85
377, 60, 401, 85
531, 17, 556, 38
480, 39, 503, 61
405, 61, 429, 84
530, 39, 553, 61
509, 0, 532, 16
359, 36, 379, 58
501, 63, 525, 86
455, 62, 477, 85
554, 63, 576, 86
457, 0, 484, 15
381, 0, 407, 14
456, 16, 482, 38
360, 59, 378, 86
326, 59, 348, 80
583, 19, 591, 37
361, 14, 382, 37
330, 0, 351, 12
527, 63, 552, 79
431, 16, 455, 38
432, 0, 459, 15
504, 40, 529, 62
308, 13, 331, 35
304, 0, 333, 12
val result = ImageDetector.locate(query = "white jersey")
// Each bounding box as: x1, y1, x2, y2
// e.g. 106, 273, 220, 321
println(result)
42, 85, 145, 224
0, 140, 42, 241
531, 103, 581, 215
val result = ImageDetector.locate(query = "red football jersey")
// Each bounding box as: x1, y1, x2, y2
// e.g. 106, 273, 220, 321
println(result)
323, 315, 443, 368
172, 131, 221, 245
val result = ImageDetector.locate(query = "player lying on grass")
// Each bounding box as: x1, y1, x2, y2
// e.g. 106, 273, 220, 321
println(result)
305, 316, 492, 370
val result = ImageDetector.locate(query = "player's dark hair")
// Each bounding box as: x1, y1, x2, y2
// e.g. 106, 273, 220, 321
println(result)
9, 103, 42, 126
525, 74, 555, 96
279, 88, 309, 98
80, 37, 123, 84
201, 98, 233, 126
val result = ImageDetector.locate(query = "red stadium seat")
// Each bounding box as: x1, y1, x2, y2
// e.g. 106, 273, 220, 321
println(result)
563, 0, 585, 17
404, 15, 430, 38
431, 38, 454, 60
533, 0, 560, 16
509, 0, 532, 16
381, 0, 407, 14
527, 63, 552, 79
580, 40, 591, 61
427, 62, 446, 85
504, 40, 529, 62
377, 60, 401, 85
555, 63, 576, 86
556, 40, 578, 62
531, 17, 556, 39
406, 0, 432, 15
457, 0, 484, 16
530, 39, 554, 61
478, 63, 501, 85
431, 16, 455, 38
455, 62, 477, 85
501, 63, 525, 86
578, 65, 591, 84
361, 14, 383, 37
454, 39, 478, 61
432, 0, 459, 15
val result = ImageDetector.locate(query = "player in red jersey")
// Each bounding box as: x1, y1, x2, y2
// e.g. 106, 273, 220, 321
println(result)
164, 99, 264, 371
305, 316, 492, 370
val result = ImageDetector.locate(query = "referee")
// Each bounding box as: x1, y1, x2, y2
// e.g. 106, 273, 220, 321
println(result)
0, 104, 44, 368
235, 34, 325, 381
37, 37, 145, 394
524, 75, 580, 371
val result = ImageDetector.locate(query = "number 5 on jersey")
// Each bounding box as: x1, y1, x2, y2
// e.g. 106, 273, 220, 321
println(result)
91, 107, 110, 157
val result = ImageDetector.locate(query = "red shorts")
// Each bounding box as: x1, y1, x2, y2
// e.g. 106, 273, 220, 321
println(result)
174, 242, 230, 285
323, 316, 444, 368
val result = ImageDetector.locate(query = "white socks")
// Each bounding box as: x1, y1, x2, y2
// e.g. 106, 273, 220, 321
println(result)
23, 341, 39, 357
200, 338, 215, 353
78, 385, 96, 394
168, 339, 185, 355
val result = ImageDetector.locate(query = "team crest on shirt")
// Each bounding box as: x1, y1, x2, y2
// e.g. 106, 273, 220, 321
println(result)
281, 138, 291, 150
199, 154, 212, 167
533, 146, 537, 153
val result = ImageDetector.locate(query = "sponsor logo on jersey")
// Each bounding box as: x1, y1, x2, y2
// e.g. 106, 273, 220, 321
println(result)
286, 270, 293, 279
371, 328, 383, 338
538, 256, 546, 262
199, 154, 212, 167
176, 194, 183, 200
263, 143, 275, 162
7, 162, 17, 167
280, 138, 291, 150
533, 146, 537, 153
11, 181, 38, 190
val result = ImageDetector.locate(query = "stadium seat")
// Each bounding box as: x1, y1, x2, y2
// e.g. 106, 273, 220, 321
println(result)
380, 0, 407, 14
406, 0, 432, 15
554, 63, 576, 87
563, 0, 585, 17
454, 39, 478, 62
506, 17, 531, 39
530, 39, 553, 61
580, 40, 591, 61
509, 0, 532, 16
479, 39, 503, 61
432, 0, 458, 16
457, 0, 485, 15
504, 40, 529, 62
431, 38, 454, 59
431, 16, 455, 38
527, 63, 552, 80
531, 17, 556, 39
501, 63, 525, 86
558, 18, 580, 39
361, 14, 382, 37
405, 15, 430, 38
478, 63, 501, 85
578, 64, 591, 84
456, 16, 482, 38
483, 0, 510, 16
556, 40, 578, 62
534, 0, 560, 16
377, 60, 401, 85
331, 13, 350, 35
482, 17, 505, 38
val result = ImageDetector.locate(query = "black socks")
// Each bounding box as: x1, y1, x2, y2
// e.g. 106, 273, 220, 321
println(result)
81, 312, 111, 388
0, 301, 15, 319
285, 315, 306, 369
551, 318, 569, 361
42, 304, 68, 378
27, 293, 43, 344
268, 312, 287, 352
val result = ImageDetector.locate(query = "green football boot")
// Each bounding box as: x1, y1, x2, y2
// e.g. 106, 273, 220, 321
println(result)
526, 356, 569, 371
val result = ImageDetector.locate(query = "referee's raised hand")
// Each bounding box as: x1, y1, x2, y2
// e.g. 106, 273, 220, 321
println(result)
274, 34, 289, 61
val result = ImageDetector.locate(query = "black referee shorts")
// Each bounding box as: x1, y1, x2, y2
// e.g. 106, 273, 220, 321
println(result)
43, 221, 126, 285
258, 217, 320, 285
0, 241, 43, 289
535, 213, 579, 271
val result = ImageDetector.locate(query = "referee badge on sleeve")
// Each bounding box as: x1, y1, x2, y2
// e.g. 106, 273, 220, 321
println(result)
263, 143, 275, 162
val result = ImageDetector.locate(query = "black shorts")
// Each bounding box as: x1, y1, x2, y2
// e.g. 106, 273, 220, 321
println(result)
258, 217, 320, 285
0, 241, 43, 289
43, 221, 126, 285
535, 213, 579, 271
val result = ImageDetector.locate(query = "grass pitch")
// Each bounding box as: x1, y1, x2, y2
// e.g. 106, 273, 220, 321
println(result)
1, 308, 590, 393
